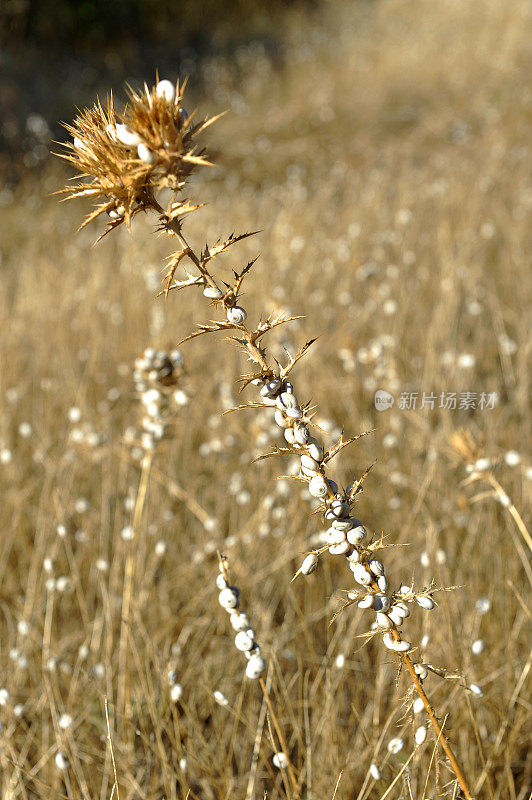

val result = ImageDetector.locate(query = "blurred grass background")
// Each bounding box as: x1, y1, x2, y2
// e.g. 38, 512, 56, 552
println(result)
0, 1, 531, 798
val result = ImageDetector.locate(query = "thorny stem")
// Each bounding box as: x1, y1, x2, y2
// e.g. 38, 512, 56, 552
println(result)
165, 222, 474, 799
364, 568, 473, 798
403, 651, 472, 798
163, 216, 271, 373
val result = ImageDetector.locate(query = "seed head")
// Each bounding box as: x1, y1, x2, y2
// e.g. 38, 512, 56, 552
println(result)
59, 79, 218, 236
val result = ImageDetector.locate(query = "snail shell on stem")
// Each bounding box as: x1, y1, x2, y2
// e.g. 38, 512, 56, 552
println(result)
226, 306, 247, 325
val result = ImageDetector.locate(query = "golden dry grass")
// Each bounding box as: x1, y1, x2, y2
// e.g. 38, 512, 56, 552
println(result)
0, 1, 531, 798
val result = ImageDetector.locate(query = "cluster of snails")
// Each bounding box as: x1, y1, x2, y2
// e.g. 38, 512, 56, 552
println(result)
217, 557, 265, 680
251, 371, 437, 662
133, 346, 187, 451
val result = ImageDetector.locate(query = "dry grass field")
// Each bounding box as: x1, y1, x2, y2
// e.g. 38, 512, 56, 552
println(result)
0, 1, 531, 798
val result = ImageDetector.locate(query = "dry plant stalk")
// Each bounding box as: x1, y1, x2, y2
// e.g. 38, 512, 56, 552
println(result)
61, 77, 475, 799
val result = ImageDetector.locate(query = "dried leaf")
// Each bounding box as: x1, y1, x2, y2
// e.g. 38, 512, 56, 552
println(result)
280, 338, 317, 379
322, 430, 374, 465
346, 463, 374, 501
252, 445, 297, 463
221, 401, 265, 415
200, 231, 259, 268
160, 249, 191, 297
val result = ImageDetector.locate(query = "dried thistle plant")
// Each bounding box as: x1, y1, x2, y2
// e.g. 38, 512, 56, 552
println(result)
59, 78, 219, 239
61, 78, 475, 799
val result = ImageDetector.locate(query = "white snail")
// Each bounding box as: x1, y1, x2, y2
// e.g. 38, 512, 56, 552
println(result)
226, 306, 247, 325
300, 553, 318, 575
115, 124, 143, 147
308, 475, 328, 498
156, 79, 176, 103
203, 286, 223, 299
234, 631, 254, 652
346, 525, 366, 545
230, 612, 250, 632
137, 143, 156, 164
245, 653, 265, 679
294, 424, 311, 445
415, 595, 435, 610
218, 587, 239, 610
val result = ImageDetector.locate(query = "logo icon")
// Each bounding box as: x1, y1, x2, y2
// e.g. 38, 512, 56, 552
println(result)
374, 389, 394, 411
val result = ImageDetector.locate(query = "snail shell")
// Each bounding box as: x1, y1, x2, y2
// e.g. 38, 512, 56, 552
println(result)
142, 389, 161, 405
345, 549, 360, 563
325, 528, 346, 545
383, 633, 411, 652
235, 631, 254, 652
301, 553, 318, 575
393, 639, 411, 652
285, 406, 302, 420
230, 612, 250, 632
294, 424, 311, 445
346, 525, 366, 545
306, 439, 323, 462
156, 79, 176, 103
394, 602, 410, 618
109, 205, 125, 219
387, 607, 405, 626
216, 575, 227, 591
329, 541, 350, 555
284, 428, 296, 446
170, 349, 184, 367
415, 725, 427, 745
260, 379, 281, 398
226, 306, 247, 325
301, 454, 319, 472
415, 595, 435, 610
331, 499, 349, 517
331, 518, 355, 532
137, 143, 156, 164
308, 475, 328, 498
369, 559, 385, 576
276, 392, 298, 410
300, 463, 318, 479
376, 612, 394, 629
274, 409, 291, 428
73, 136, 86, 150
357, 594, 374, 609
203, 286, 223, 299
273, 752, 288, 770
373, 593, 391, 612
218, 588, 239, 610
351, 563, 372, 586
105, 124, 117, 141
245, 653, 265, 679
115, 124, 143, 147
377, 575, 388, 592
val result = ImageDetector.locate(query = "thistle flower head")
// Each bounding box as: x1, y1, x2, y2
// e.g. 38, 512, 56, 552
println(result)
59, 79, 218, 236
